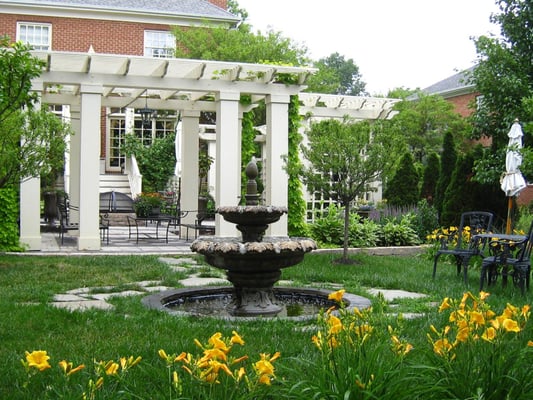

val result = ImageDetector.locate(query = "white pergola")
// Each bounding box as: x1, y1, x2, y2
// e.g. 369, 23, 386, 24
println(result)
20, 51, 399, 251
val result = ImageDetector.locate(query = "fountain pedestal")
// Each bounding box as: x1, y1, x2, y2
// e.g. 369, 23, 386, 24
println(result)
191, 160, 317, 317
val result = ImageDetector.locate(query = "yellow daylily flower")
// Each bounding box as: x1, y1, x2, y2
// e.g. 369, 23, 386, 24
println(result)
328, 314, 343, 334
481, 327, 496, 342
328, 289, 345, 303
469, 310, 485, 327
25, 350, 51, 372
438, 297, 452, 312
230, 331, 245, 345
502, 318, 520, 333
208, 332, 228, 351
59, 360, 85, 376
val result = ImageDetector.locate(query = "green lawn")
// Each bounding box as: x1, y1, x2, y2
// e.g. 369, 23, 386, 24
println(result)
1, 252, 531, 399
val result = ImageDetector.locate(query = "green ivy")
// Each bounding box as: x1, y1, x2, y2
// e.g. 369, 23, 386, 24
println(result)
0, 188, 24, 251
286, 95, 308, 236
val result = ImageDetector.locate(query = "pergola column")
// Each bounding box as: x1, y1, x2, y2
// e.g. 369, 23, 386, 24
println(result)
69, 105, 81, 224
215, 91, 241, 237
19, 83, 43, 250
77, 85, 102, 250
180, 109, 200, 225
265, 94, 290, 236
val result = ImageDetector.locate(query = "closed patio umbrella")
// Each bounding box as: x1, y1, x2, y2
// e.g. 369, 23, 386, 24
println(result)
500, 120, 527, 233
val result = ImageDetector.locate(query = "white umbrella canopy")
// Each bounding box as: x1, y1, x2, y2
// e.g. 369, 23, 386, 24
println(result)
500, 121, 527, 197
500, 120, 527, 233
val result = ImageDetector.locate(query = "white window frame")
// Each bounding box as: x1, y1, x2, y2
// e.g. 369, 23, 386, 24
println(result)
144, 30, 175, 58
17, 22, 51, 50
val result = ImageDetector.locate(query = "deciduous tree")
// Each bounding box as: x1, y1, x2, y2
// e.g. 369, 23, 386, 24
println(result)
301, 118, 389, 262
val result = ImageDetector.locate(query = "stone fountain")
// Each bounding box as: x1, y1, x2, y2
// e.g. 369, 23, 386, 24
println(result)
190, 160, 316, 317
143, 160, 371, 319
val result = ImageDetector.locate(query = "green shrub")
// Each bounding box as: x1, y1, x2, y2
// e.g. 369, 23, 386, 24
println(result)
412, 199, 439, 239
309, 204, 344, 246
0, 188, 24, 251
349, 214, 381, 247
379, 213, 421, 246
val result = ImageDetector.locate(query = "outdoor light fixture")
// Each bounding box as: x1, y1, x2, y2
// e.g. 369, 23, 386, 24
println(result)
138, 96, 155, 128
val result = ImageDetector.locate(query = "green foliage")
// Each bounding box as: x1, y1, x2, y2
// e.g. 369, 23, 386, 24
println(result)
133, 192, 165, 217
348, 215, 381, 247
302, 118, 390, 259
412, 199, 440, 240
381, 92, 470, 169
0, 38, 71, 188
240, 110, 258, 203
122, 134, 176, 193
309, 204, 420, 248
286, 95, 308, 236
441, 154, 476, 226
471, 0, 533, 150
384, 152, 419, 207
305, 52, 366, 95
172, 21, 309, 66
435, 131, 457, 218
379, 213, 421, 246
0, 188, 23, 251
420, 152, 440, 204
309, 205, 344, 246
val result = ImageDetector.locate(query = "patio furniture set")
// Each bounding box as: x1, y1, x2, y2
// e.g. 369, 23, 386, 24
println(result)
433, 211, 533, 294
56, 192, 214, 245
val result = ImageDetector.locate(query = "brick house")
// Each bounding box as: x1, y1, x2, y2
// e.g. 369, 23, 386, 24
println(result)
0, 1, 400, 251
0, 0, 239, 180
420, 67, 533, 207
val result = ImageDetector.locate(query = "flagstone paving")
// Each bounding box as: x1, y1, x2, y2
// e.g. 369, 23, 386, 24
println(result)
50, 256, 429, 317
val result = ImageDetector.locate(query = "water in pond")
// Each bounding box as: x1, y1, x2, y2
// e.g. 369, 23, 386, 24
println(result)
162, 289, 338, 318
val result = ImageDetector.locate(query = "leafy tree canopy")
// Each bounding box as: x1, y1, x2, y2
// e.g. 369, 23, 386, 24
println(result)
470, 0, 533, 147
0, 37, 71, 189
305, 52, 366, 95
382, 92, 471, 168
301, 118, 390, 261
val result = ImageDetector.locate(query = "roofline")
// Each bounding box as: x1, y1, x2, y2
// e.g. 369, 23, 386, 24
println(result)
0, 2, 240, 27
432, 84, 477, 99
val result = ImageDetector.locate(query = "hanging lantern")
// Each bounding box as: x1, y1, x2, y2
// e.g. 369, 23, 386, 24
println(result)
139, 96, 155, 128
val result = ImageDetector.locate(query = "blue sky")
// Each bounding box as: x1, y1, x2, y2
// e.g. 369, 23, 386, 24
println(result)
236, 0, 500, 95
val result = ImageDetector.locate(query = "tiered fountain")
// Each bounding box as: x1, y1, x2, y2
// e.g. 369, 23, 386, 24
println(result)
143, 160, 370, 319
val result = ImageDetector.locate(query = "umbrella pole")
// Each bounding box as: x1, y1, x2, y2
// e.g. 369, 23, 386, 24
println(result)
505, 196, 513, 234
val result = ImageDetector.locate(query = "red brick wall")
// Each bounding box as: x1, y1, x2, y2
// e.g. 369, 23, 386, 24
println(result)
0, 14, 175, 55
446, 92, 478, 117
208, 0, 228, 9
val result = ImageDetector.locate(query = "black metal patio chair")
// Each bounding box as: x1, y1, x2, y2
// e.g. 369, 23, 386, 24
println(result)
432, 211, 494, 283
480, 220, 533, 294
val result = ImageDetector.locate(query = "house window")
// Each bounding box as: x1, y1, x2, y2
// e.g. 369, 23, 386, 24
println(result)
144, 31, 175, 58
17, 22, 51, 50
134, 109, 177, 145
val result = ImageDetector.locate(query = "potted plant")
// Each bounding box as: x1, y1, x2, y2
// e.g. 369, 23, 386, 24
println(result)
133, 192, 165, 217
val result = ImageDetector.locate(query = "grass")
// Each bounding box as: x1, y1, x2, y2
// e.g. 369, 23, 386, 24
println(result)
1, 252, 532, 398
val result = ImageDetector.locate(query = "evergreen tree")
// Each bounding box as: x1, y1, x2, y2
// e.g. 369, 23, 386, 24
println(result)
435, 131, 457, 219
383, 152, 419, 207
420, 152, 440, 205
441, 153, 477, 226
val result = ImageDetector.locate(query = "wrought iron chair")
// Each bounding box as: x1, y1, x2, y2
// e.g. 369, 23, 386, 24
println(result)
432, 211, 494, 283
479, 220, 533, 294
56, 196, 78, 245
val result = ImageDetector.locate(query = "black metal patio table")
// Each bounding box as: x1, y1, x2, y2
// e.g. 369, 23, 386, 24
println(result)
126, 215, 175, 243
475, 233, 528, 290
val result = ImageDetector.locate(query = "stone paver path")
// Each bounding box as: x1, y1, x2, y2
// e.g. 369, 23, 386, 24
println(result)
50, 256, 430, 316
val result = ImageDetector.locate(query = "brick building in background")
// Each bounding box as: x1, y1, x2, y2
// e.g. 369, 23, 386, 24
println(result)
0, 0, 239, 185
421, 67, 532, 206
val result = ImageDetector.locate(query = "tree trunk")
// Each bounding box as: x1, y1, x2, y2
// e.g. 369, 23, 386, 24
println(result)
343, 202, 350, 262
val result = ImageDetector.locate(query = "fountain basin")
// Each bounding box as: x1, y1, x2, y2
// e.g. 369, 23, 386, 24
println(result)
142, 286, 372, 321
191, 236, 317, 316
